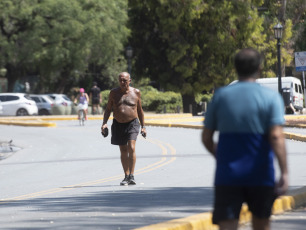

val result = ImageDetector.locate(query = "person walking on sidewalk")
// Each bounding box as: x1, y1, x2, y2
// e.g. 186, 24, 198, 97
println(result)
202, 48, 288, 230
101, 72, 146, 186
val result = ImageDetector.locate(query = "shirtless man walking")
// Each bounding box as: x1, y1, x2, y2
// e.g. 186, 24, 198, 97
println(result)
101, 72, 146, 186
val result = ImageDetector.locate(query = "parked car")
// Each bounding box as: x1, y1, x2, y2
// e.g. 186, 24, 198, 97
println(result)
45, 94, 73, 115
0, 93, 38, 116
29, 94, 54, 115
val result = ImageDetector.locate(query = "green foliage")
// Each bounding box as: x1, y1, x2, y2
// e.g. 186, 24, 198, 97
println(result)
0, 0, 129, 92
101, 90, 111, 109
100, 87, 182, 113
141, 88, 183, 113
128, 0, 300, 95
128, 0, 269, 94
195, 93, 213, 104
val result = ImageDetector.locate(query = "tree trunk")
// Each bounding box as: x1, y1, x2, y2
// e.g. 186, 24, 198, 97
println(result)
279, 0, 287, 23
182, 94, 197, 115
6, 64, 20, 92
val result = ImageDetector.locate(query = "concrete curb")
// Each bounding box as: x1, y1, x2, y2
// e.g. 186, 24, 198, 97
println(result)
0, 119, 56, 127
134, 188, 306, 230
0, 114, 194, 127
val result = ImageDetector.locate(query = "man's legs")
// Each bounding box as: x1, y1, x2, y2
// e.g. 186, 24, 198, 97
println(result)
119, 140, 136, 184
92, 104, 96, 115
218, 216, 269, 230
218, 220, 239, 230
252, 216, 270, 230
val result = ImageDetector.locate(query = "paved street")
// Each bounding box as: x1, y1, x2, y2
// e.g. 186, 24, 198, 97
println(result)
240, 206, 306, 230
0, 119, 306, 229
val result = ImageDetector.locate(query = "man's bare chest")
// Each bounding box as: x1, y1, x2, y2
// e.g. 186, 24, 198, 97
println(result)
113, 93, 137, 107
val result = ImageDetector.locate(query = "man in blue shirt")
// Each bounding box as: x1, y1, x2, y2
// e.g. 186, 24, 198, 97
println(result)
202, 48, 288, 230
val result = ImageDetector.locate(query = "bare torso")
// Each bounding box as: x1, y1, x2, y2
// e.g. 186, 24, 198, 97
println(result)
111, 87, 140, 123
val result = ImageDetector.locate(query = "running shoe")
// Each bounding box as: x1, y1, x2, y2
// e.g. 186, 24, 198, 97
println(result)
120, 175, 129, 186
128, 174, 136, 185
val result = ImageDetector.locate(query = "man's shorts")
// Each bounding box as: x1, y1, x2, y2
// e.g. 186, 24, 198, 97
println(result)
111, 119, 140, 145
212, 186, 277, 224
92, 98, 100, 105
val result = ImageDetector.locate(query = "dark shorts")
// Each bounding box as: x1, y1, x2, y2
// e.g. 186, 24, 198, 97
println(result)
92, 98, 100, 105
111, 119, 140, 145
213, 186, 277, 224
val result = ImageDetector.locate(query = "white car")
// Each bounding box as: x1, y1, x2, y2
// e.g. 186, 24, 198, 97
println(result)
45, 94, 73, 115
29, 94, 54, 115
0, 93, 38, 116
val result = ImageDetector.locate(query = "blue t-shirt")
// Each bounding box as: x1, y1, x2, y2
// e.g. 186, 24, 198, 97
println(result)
204, 82, 285, 186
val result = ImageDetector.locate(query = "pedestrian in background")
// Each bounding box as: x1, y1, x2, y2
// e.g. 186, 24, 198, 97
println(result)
202, 48, 288, 230
101, 72, 146, 186
90, 82, 101, 115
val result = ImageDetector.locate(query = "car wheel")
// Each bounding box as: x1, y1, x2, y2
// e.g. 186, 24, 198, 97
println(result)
16, 108, 29, 116
39, 109, 50, 115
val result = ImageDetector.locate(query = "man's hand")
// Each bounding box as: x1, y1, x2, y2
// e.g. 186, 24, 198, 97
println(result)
141, 127, 146, 138
101, 124, 108, 136
275, 173, 288, 196
269, 126, 288, 196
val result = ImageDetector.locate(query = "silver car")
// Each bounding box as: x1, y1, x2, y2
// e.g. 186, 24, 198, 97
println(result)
0, 93, 38, 116
29, 94, 54, 115
45, 94, 73, 115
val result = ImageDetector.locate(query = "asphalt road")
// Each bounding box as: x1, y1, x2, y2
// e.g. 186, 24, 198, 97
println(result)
0, 120, 306, 229
240, 206, 306, 230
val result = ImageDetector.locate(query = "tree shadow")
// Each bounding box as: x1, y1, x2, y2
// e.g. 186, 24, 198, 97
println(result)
0, 186, 214, 229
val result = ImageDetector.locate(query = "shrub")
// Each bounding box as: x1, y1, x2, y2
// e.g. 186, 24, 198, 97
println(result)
195, 93, 213, 104
100, 86, 183, 113
140, 87, 182, 113
101, 90, 110, 109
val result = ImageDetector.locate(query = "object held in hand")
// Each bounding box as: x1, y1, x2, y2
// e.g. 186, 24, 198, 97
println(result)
102, 127, 109, 137
141, 131, 146, 139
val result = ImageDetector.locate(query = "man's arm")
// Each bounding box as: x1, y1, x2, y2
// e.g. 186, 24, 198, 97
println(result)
202, 127, 217, 158
136, 89, 146, 137
269, 125, 288, 196
101, 91, 113, 132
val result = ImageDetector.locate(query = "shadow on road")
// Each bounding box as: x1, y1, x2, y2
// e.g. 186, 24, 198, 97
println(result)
1, 187, 214, 229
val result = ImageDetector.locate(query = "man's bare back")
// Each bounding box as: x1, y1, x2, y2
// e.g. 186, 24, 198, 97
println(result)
111, 87, 140, 123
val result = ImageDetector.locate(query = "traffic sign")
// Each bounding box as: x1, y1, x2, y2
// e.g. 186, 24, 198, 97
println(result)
295, 52, 306, 72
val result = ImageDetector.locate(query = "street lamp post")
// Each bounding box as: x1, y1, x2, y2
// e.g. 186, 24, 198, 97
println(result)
273, 23, 283, 94
126, 46, 133, 74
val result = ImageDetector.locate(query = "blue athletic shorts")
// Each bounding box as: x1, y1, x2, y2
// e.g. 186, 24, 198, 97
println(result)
213, 186, 277, 224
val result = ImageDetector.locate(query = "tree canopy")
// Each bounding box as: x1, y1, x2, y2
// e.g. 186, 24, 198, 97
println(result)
0, 0, 304, 102
0, 0, 129, 92
128, 0, 303, 96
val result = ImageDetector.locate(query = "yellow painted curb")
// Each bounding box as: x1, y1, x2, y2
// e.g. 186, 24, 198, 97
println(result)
284, 132, 306, 142
284, 115, 306, 120
0, 120, 56, 127
134, 212, 218, 230
134, 190, 306, 230
145, 122, 203, 129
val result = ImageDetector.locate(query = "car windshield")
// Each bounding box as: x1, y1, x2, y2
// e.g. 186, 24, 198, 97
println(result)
24, 95, 32, 100
63, 95, 71, 101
